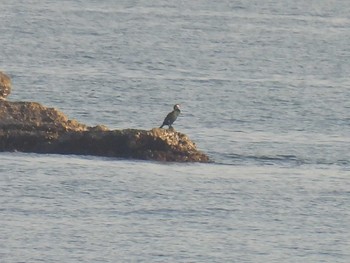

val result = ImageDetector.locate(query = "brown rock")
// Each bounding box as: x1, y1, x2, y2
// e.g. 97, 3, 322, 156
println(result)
0, 101, 87, 132
0, 71, 11, 100
0, 100, 210, 162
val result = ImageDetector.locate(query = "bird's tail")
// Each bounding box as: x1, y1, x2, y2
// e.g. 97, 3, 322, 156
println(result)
160, 124, 164, 128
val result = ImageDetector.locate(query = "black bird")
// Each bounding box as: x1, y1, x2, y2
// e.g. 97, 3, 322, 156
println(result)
160, 104, 180, 129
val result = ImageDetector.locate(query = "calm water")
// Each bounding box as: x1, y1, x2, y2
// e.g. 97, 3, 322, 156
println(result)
1, 0, 349, 262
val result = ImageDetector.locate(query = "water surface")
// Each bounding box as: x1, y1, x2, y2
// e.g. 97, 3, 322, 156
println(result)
1, 0, 349, 262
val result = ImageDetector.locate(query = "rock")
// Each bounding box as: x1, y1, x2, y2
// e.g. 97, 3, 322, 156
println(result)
0, 101, 87, 132
0, 71, 11, 100
0, 100, 210, 162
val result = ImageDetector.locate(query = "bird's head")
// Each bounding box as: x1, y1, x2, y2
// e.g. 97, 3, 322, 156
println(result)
174, 104, 180, 110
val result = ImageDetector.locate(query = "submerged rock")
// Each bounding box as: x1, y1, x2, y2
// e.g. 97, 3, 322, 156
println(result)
0, 100, 210, 162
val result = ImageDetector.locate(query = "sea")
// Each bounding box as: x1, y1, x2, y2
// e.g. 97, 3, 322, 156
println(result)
1, 1, 349, 262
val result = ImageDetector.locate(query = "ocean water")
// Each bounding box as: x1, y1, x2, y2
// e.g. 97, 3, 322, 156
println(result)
1, 1, 349, 262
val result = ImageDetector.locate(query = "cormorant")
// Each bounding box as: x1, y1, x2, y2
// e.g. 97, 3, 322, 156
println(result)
160, 104, 180, 129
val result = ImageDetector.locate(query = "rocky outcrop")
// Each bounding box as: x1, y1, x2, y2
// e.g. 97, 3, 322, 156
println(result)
0, 71, 12, 100
0, 101, 210, 162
